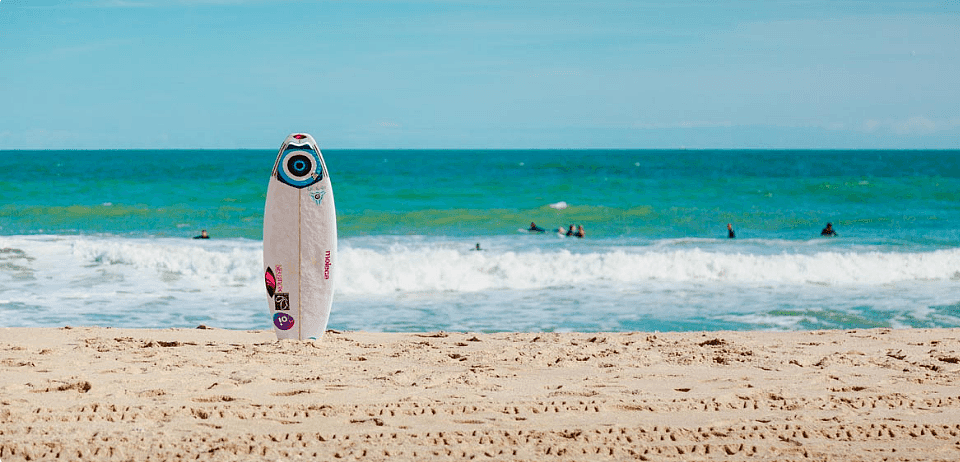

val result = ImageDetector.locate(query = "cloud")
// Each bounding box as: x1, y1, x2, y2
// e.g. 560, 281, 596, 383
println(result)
861, 116, 960, 135
0, 128, 85, 149
632, 120, 734, 129
91, 0, 154, 6
80, 0, 273, 6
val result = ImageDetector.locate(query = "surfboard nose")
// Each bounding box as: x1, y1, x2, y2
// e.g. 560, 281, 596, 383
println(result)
284, 133, 318, 146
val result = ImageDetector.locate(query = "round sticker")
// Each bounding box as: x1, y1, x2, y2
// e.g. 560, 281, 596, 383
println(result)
273, 312, 295, 330
277, 147, 323, 189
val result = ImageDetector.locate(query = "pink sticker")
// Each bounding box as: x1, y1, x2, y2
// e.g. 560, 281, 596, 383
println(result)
265, 268, 277, 296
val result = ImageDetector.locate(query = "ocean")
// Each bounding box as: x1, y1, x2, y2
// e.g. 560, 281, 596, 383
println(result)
2, 148, 959, 332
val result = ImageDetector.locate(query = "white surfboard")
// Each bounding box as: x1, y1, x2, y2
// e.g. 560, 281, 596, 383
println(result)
263, 133, 337, 340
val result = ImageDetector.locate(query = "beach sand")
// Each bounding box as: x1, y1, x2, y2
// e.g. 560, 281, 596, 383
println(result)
2, 327, 959, 461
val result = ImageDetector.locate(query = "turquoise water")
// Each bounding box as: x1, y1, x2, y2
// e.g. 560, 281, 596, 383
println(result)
4, 149, 959, 243
1, 149, 959, 332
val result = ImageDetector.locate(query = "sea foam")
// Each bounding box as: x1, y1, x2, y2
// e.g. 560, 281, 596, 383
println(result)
3, 235, 959, 295
1, 234, 958, 330
336, 243, 960, 294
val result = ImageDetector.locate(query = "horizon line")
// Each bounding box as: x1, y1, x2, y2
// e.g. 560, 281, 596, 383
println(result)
2, 147, 958, 152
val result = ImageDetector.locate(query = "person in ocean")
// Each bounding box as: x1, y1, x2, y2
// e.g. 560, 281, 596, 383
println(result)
193, 229, 210, 239
574, 225, 585, 238
727, 223, 735, 239
566, 225, 575, 236
821, 223, 838, 237
528, 222, 545, 233
472, 243, 483, 251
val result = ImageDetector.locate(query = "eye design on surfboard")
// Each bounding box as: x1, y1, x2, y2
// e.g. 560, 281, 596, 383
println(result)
276, 145, 324, 189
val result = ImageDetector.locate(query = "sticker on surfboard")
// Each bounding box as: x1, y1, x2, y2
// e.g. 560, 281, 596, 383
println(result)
265, 267, 277, 297
273, 312, 295, 330
276, 140, 324, 189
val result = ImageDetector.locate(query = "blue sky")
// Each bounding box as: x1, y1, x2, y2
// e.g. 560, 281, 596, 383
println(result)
1, 0, 958, 149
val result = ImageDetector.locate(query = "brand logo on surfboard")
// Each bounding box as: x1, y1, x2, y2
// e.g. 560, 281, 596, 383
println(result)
273, 312, 295, 330
309, 188, 326, 206
324, 251, 331, 279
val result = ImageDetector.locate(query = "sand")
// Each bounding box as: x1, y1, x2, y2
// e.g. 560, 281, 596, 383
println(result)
1, 327, 960, 461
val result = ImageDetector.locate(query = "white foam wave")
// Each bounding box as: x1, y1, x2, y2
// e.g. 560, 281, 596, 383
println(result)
336, 243, 960, 295
0, 235, 265, 329
2, 235, 959, 331
67, 237, 261, 288
3, 236, 959, 300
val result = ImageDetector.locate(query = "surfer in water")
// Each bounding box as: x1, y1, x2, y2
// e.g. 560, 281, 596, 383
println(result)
472, 243, 483, 251
574, 225, 585, 238
193, 229, 210, 239
727, 223, 735, 239
821, 223, 838, 237
528, 222, 545, 233
566, 225, 575, 236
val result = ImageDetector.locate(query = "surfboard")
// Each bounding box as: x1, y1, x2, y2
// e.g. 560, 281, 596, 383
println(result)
263, 133, 337, 340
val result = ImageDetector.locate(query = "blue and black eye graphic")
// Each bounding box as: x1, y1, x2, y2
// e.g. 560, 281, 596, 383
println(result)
276, 145, 324, 188
287, 155, 312, 177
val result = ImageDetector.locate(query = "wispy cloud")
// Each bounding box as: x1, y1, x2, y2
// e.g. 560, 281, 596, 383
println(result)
90, 0, 154, 7
633, 120, 734, 129
861, 116, 960, 135
632, 117, 960, 136
81, 0, 274, 6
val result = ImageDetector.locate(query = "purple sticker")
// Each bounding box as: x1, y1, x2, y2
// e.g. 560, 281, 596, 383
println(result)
273, 312, 295, 330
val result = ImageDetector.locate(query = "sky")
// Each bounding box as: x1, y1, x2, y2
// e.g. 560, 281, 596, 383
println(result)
0, 0, 958, 149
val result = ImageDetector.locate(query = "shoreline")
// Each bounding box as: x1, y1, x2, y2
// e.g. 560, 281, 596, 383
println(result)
2, 327, 960, 461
